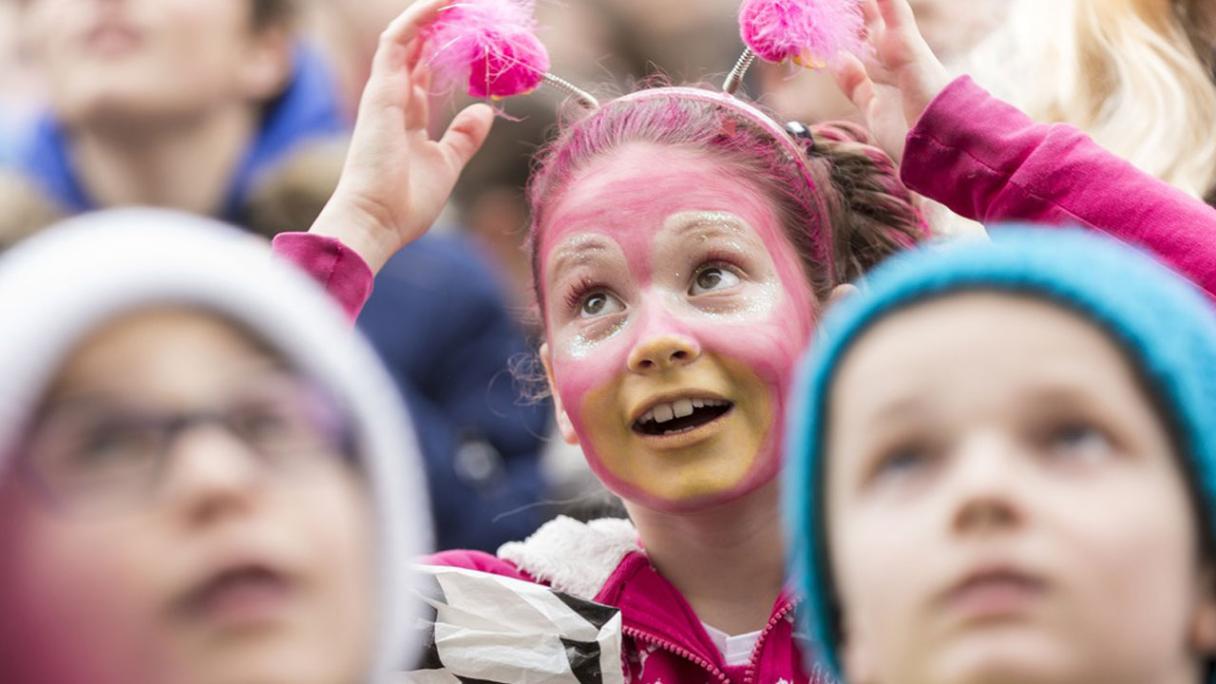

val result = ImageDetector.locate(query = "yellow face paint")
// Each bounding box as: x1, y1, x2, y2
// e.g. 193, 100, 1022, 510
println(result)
576, 354, 775, 507
540, 147, 817, 513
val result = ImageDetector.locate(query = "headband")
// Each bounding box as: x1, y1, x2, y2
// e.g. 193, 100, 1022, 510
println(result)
611, 86, 837, 282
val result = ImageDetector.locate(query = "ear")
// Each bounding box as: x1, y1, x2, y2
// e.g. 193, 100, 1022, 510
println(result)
238, 25, 294, 102
539, 343, 579, 445
828, 283, 859, 309
1191, 567, 1216, 654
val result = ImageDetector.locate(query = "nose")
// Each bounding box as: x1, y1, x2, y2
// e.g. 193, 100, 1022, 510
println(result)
161, 425, 264, 528
627, 334, 701, 374
625, 297, 702, 374
948, 433, 1025, 536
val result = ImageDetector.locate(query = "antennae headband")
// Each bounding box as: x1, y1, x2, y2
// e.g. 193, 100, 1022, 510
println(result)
613, 87, 836, 283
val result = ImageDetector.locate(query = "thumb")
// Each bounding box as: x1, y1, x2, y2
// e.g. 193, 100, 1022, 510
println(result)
439, 103, 495, 172
831, 53, 877, 114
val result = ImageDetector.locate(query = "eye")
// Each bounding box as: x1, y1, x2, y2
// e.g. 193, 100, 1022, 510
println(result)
871, 443, 936, 482
231, 405, 295, 441
77, 425, 146, 463
689, 264, 742, 296
579, 291, 625, 319
66, 419, 157, 471
1044, 422, 1115, 464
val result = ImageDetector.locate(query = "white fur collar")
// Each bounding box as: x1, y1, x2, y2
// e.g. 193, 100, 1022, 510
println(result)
497, 516, 641, 601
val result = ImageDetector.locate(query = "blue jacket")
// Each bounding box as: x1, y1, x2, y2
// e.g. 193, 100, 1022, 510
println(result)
4, 45, 344, 222
359, 235, 553, 551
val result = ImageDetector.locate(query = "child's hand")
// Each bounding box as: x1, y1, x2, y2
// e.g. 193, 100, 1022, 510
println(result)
830, 0, 951, 163
310, 0, 494, 274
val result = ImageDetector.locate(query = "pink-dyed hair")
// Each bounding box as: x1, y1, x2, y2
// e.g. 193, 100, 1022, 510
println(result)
526, 87, 926, 314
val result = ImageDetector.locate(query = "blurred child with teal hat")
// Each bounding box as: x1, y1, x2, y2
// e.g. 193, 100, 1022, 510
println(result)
785, 227, 1216, 684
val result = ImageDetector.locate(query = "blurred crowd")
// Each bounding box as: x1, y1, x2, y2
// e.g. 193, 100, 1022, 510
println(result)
1, 0, 1216, 682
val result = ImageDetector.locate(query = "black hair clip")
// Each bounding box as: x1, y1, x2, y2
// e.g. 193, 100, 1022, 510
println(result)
785, 121, 815, 153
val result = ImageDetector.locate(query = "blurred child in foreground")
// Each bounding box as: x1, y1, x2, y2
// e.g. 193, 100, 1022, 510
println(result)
0, 209, 430, 683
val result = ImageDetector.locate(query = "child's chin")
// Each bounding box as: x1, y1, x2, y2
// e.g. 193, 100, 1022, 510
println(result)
175, 630, 364, 684
930, 630, 1081, 684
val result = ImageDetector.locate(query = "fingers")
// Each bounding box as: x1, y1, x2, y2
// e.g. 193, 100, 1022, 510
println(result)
873, 0, 917, 32
860, 0, 881, 31
439, 103, 495, 172
358, 0, 452, 135
405, 84, 428, 132
366, 0, 448, 92
405, 63, 433, 131
830, 53, 876, 113
410, 51, 434, 100
404, 34, 427, 73
380, 0, 450, 53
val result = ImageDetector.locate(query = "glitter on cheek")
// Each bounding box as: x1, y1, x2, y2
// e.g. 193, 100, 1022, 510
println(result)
687, 281, 782, 325
688, 283, 813, 394
566, 316, 631, 359
550, 313, 640, 406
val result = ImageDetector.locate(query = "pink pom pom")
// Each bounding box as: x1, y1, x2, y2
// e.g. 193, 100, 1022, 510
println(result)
739, 0, 864, 68
423, 0, 550, 99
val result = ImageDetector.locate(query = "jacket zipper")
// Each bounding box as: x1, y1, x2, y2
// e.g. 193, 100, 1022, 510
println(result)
742, 599, 799, 684
622, 625, 732, 684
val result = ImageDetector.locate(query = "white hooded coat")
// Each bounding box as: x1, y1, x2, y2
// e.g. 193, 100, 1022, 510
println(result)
0, 209, 432, 682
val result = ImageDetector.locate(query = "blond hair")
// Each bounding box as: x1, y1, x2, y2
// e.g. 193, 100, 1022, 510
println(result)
966, 0, 1216, 201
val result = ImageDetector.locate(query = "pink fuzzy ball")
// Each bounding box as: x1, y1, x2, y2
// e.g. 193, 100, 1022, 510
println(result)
739, 0, 865, 67
423, 0, 550, 99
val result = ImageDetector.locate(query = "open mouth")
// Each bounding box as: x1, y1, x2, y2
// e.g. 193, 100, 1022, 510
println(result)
632, 397, 733, 437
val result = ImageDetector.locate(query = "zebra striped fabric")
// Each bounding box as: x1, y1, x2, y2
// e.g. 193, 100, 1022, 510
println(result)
401, 565, 625, 683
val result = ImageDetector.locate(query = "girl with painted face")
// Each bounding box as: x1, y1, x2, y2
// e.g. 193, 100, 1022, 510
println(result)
282, 1, 922, 681
278, 0, 1216, 680
0, 210, 430, 684
784, 229, 1216, 684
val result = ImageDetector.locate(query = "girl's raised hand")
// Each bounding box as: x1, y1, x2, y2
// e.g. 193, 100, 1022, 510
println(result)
310, 0, 495, 274
830, 0, 951, 163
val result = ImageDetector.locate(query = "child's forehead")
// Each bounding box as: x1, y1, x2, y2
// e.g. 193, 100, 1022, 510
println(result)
44, 308, 287, 404
539, 143, 786, 267
546, 144, 773, 228
829, 292, 1147, 422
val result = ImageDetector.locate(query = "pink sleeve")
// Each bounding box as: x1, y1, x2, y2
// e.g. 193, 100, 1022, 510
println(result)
271, 232, 375, 321
421, 550, 537, 583
901, 76, 1216, 297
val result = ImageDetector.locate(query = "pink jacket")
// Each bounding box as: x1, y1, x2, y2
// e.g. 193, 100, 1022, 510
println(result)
272, 76, 1216, 682
421, 516, 816, 683
905, 76, 1216, 298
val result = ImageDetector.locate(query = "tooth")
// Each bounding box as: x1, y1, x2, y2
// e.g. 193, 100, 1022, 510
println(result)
639, 409, 655, 424
673, 399, 694, 418
653, 403, 675, 423
692, 399, 705, 409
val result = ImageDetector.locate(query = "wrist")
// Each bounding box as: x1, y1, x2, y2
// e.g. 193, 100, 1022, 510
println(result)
310, 194, 399, 275
906, 55, 952, 126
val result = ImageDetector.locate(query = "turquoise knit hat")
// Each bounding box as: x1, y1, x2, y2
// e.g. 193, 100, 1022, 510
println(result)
783, 227, 1216, 680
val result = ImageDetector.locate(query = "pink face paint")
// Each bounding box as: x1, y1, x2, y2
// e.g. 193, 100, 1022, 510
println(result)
541, 143, 817, 512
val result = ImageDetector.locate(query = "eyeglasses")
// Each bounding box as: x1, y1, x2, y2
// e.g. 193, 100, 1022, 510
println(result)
17, 377, 354, 514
